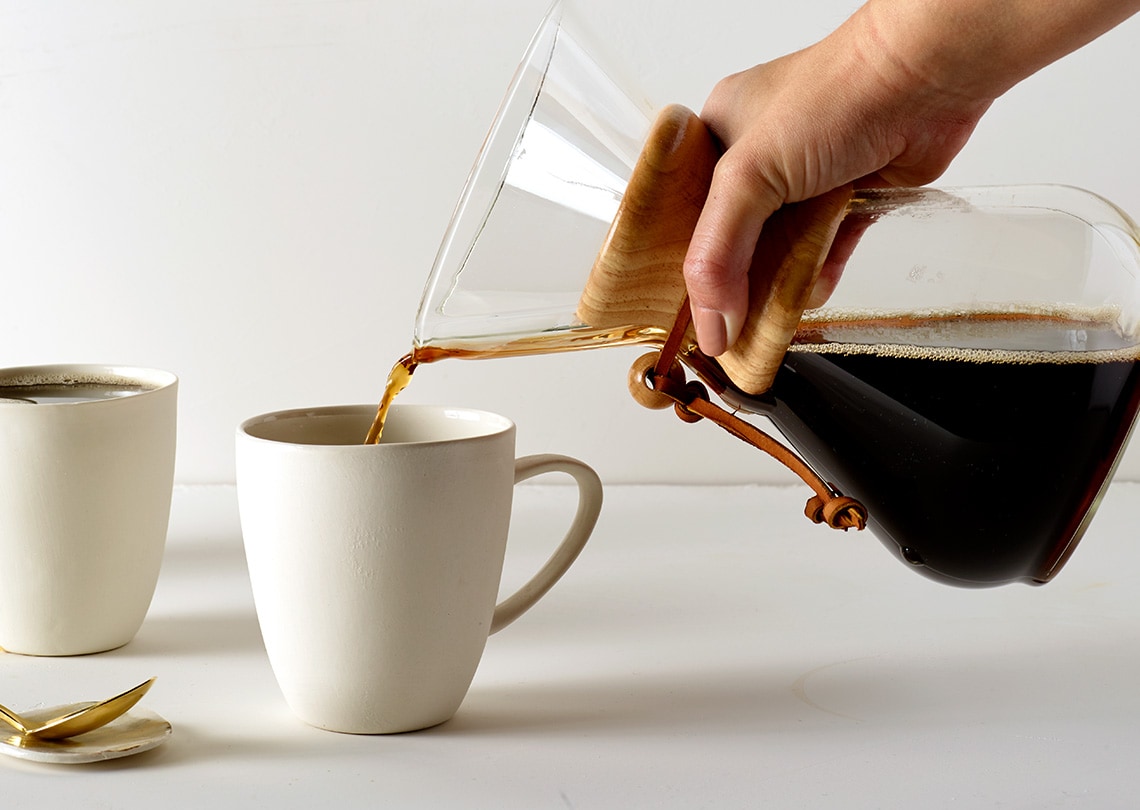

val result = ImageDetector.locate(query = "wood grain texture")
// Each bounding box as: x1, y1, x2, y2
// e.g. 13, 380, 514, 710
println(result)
578, 103, 852, 395
577, 104, 715, 345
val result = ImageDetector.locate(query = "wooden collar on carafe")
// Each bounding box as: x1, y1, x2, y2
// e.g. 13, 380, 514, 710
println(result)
579, 104, 867, 532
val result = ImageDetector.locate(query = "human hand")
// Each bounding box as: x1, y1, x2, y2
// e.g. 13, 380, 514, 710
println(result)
682, 6, 994, 356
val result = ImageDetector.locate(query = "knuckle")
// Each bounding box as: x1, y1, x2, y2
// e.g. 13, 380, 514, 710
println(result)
683, 249, 742, 297
702, 74, 739, 120
711, 151, 786, 213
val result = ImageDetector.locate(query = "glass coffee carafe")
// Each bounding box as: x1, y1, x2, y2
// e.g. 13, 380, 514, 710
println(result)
409, 1, 1140, 587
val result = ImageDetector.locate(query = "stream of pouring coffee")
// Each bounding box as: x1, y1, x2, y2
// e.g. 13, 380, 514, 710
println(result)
363, 325, 662, 444
363, 353, 418, 444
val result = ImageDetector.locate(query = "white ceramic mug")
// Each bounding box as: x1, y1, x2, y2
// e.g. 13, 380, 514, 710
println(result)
0, 364, 178, 656
236, 404, 603, 734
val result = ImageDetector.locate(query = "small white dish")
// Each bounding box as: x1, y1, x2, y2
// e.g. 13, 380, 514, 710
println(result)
0, 706, 171, 764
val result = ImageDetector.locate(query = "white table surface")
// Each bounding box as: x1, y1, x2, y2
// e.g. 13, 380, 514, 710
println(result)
2, 482, 1140, 808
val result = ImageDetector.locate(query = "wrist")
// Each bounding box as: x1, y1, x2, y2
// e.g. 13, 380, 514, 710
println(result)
857, 0, 1140, 103
852, 1, 1008, 104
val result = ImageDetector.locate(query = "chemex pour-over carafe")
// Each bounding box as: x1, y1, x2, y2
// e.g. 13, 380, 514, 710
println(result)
411, 0, 1140, 587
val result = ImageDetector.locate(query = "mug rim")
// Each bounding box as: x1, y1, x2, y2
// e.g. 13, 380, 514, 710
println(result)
237, 403, 516, 448
0, 363, 178, 406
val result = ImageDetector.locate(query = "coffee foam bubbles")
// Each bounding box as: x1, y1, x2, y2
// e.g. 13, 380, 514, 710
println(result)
0, 371, 152, 388
792, 304, 1140, 365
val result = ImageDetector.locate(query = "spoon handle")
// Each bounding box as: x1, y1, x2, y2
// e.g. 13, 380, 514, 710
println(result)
0, 704, 28, 735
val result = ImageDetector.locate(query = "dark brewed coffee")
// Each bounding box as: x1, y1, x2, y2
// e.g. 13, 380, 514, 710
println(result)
738, 312, 1140, 586
0, 382, 152, 405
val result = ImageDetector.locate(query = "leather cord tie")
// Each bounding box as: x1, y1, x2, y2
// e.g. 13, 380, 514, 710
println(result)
632, 298, 867, 532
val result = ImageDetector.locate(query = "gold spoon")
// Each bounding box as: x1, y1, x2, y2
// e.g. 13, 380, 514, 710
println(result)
0, 678, 155, 741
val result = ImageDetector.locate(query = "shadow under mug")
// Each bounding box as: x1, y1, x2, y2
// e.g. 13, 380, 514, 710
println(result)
236, 404, 602, 733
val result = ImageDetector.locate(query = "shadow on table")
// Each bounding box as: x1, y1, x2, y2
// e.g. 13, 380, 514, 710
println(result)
430, 627, 1140, 738
434, 665, 799, 737
112, 613, 264, 658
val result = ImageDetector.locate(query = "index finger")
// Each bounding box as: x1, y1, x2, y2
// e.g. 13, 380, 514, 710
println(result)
684, 152, 785, 356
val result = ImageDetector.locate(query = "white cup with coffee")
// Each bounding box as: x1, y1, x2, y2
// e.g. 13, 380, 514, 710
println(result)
0, 363, 178, 656
236, 403, 602, 734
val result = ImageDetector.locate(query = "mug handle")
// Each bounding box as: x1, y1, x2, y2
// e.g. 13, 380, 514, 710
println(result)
489, 454, 603, 634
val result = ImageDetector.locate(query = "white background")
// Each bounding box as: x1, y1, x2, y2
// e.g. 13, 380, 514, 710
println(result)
2, 0, 1138, 485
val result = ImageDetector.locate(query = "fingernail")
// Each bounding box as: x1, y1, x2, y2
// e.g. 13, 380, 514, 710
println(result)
692, 306, 728, 356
